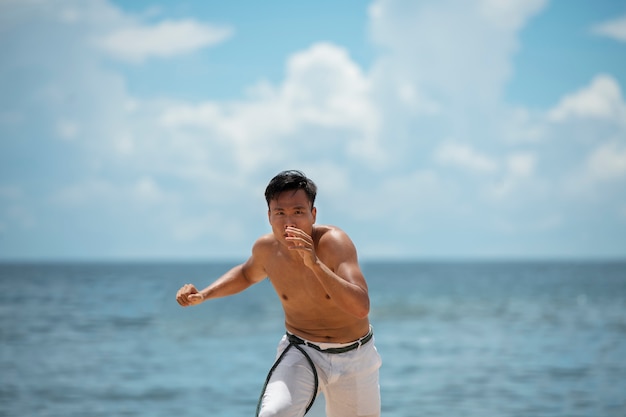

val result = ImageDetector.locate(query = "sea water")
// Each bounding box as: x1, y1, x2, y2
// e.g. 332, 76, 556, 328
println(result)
1, 261, 625, 417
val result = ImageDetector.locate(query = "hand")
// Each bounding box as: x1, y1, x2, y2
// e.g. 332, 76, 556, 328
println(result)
285, 226, 317, 268
176, 283, 204, 307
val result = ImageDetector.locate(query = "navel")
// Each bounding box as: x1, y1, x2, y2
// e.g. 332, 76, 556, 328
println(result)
282, 294, 289, 301
325, 294, 331, 300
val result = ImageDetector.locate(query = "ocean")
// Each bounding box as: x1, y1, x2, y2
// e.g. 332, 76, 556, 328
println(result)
1, 261, 625, 417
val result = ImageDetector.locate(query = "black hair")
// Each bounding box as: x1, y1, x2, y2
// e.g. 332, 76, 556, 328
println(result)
265, 170, 317, 208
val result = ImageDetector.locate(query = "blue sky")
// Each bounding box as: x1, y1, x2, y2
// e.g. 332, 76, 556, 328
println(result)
1, 0, 625, 261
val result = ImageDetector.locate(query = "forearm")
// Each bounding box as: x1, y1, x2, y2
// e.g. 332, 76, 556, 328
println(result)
199, 264, 255, 301
308, 260, 370, 319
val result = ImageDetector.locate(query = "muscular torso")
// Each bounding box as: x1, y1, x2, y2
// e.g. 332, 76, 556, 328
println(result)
259, 225, 371, 343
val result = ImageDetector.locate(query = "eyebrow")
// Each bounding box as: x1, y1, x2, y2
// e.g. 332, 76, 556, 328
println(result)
271, 205, 308, 211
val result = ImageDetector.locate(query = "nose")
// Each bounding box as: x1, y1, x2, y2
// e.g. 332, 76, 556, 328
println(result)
284, 217, 297, 228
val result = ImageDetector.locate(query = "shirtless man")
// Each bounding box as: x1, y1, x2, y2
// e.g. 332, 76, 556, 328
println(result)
176, 170, 381, 417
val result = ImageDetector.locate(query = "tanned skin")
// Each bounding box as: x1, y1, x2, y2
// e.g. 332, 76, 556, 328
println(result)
176, 189, 371, 343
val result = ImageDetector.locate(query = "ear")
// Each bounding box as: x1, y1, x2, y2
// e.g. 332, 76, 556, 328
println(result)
311, 206, 317, 223
267, 209, 272, 225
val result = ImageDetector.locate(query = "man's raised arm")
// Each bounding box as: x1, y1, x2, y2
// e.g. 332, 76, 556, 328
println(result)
176, 240, 268, 307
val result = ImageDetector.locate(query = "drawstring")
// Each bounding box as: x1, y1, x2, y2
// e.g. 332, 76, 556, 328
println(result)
255, 342, 319, 417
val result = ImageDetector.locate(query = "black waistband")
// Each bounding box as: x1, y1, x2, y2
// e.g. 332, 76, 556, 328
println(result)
286, 328, 373, 354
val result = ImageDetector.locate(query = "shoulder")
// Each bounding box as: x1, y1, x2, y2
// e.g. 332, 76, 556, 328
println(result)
315, 225, 363, 279
315, 224, 352, 240
242, 233, 277, 281
252, 233, 278, 255
314, 225, 357, 255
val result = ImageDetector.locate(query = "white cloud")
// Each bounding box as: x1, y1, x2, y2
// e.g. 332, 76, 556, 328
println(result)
562, 138, 626, 199
591, 15, 626, 42
56, 119, 80, 140
5, 204, 36, 229
507, 152, 535, 177
134, 177, 165, 203
297, 162, 351, 197
434, 142, 498, 173
59, 7, 80, 23
96, 19, 233, 63
160, 42, 382, 170
282, 43, 376, 128
52, 177, 169, 208
502, 107, 546, 143
544, 76, 626, 199
0, 185, 35, 230
113, 131, 135, 155
172, 212, 246, 243
52, 179, 117, 207
494, 213, 562, 234
485, 152, 539, 200
586, 141, 626, 181
280, 43, 385, 167
548, 74, 626, 124
369, 0, 548, 108
477, 0, 547, 31
347, 169, 446, 223
2, 0, 625, 259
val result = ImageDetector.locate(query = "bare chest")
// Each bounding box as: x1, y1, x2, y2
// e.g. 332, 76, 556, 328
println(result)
264, 255, 331, 304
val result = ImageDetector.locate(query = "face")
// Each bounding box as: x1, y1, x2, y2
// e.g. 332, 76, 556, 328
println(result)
268, 189, 317, 244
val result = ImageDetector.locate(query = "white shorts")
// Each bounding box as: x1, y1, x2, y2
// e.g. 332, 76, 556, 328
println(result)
256, 330, 382, 417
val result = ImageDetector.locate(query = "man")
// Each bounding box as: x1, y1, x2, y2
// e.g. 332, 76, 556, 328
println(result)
176, 170, 381, 417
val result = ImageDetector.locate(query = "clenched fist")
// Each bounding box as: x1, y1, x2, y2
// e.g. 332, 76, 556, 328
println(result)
176, 283, 205, 307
